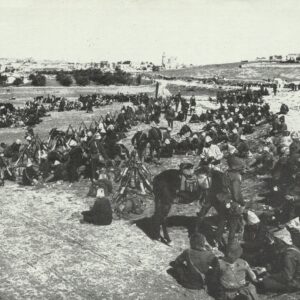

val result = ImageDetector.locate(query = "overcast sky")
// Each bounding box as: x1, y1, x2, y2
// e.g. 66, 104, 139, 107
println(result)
0, 0, 299, 65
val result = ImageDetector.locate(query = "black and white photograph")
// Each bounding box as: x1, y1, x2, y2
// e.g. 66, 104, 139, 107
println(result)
0, 0, 300, 299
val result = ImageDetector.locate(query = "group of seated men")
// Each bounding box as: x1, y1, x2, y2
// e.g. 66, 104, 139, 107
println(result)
164, 89, 300, 299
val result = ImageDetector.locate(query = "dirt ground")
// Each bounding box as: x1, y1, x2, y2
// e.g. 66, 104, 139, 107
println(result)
1, 87, 300, 299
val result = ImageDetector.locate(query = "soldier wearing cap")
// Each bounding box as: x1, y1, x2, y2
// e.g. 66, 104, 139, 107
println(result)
242, 211, 270, 266
89, 132, 108, 180
201, 135, 223, 169
165, 105, 175, 129
0, 148, 6, 185
217, 241, 258, 300
168, 233, 217, 290
22, 159, 39, 186
190, 94, 196, 115
221, 146, 246, 249
81, 181, 112, 226
263, 228, 300, 292
236, 135, 250, 158
66, 139, 83, 182
290, 131, 300, 155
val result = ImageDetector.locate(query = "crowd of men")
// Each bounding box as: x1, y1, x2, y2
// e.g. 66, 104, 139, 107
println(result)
162, 88, 300, 299
0, 93, 150, 128
1, 83, 300, 299
0, 101, 47, 128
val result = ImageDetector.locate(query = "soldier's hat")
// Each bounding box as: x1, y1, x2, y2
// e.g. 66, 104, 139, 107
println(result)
179, 162, 194, 170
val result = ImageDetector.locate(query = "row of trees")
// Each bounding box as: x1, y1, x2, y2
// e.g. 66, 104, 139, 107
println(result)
72, 69, 133, 86
0, 68, 143, 87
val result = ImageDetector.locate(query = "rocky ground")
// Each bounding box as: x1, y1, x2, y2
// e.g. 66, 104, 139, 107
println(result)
0, 88, 300, 299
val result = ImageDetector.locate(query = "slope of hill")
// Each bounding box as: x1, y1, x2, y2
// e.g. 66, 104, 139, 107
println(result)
158, 62, 300, 81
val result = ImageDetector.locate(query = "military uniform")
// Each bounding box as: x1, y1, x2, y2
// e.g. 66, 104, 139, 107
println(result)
263, 246, 300, 292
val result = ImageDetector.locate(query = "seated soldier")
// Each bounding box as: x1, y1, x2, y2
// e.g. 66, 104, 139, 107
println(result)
262, 228, 300, 293
175, 137, 191, 155
249, 146, 275, 175
176, 110, 185, 122
189, 113, 200, 123
279, 103, 289, 115
190, 134, 201, 155
160, 138, 174, 158
22, 159, 39, 186
167, 233, 218, 290
0, 149, 7, 185
236, 135, 250, 158
277, 116, 288, 134
179, 124, 192, 136
201, 136, 223, 168
242, 211, 270, 266
228, 128, 240, 146
45, 160, 68, 182
217, 242, 258, 300
265, 137, 277, 156
277, 130, 292, 155
81, 183, 112, 226
290, 131, 300, 155
39, 151, 51, 179
243, 121, 254, 135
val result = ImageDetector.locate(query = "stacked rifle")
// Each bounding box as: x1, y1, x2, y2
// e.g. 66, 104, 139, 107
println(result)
113, 150, 152, 205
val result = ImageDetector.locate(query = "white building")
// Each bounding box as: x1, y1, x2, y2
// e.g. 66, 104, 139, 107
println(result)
286, 54, 300, 62
269, 55, 284, 62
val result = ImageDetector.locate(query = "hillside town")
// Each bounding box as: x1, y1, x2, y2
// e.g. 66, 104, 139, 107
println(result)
0, 53, 190, 86
255, 53, 300, 63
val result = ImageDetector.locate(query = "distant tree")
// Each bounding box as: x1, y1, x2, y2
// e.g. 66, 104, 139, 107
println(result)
136, 74, 142, 85
75, 75, 90, 86
113, 69, 131, 85
12, 77, 23, 86
152, 65, 160, 72
0, 74, 7, 85
60, 75, 73, 86
30, 74, 46, 86
56, 72, 73, 86
29, 74, 35, 81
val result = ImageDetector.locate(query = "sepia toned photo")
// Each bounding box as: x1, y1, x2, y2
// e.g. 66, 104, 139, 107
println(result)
0, 0, 300, 299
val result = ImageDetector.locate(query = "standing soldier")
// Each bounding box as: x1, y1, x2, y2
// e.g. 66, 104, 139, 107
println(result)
225, 149, 246, 251
174, 92, 180, 112
86, 98, 93, 113
67, 140, 83, 182
190, 94, 196, 115
182, 99, 189, 121
165, 105, 175, 129
273, 83, 277, 96
89, 133, 108, 180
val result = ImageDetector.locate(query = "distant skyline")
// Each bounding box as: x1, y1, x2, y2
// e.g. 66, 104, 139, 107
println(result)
0, 0, 300, 66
